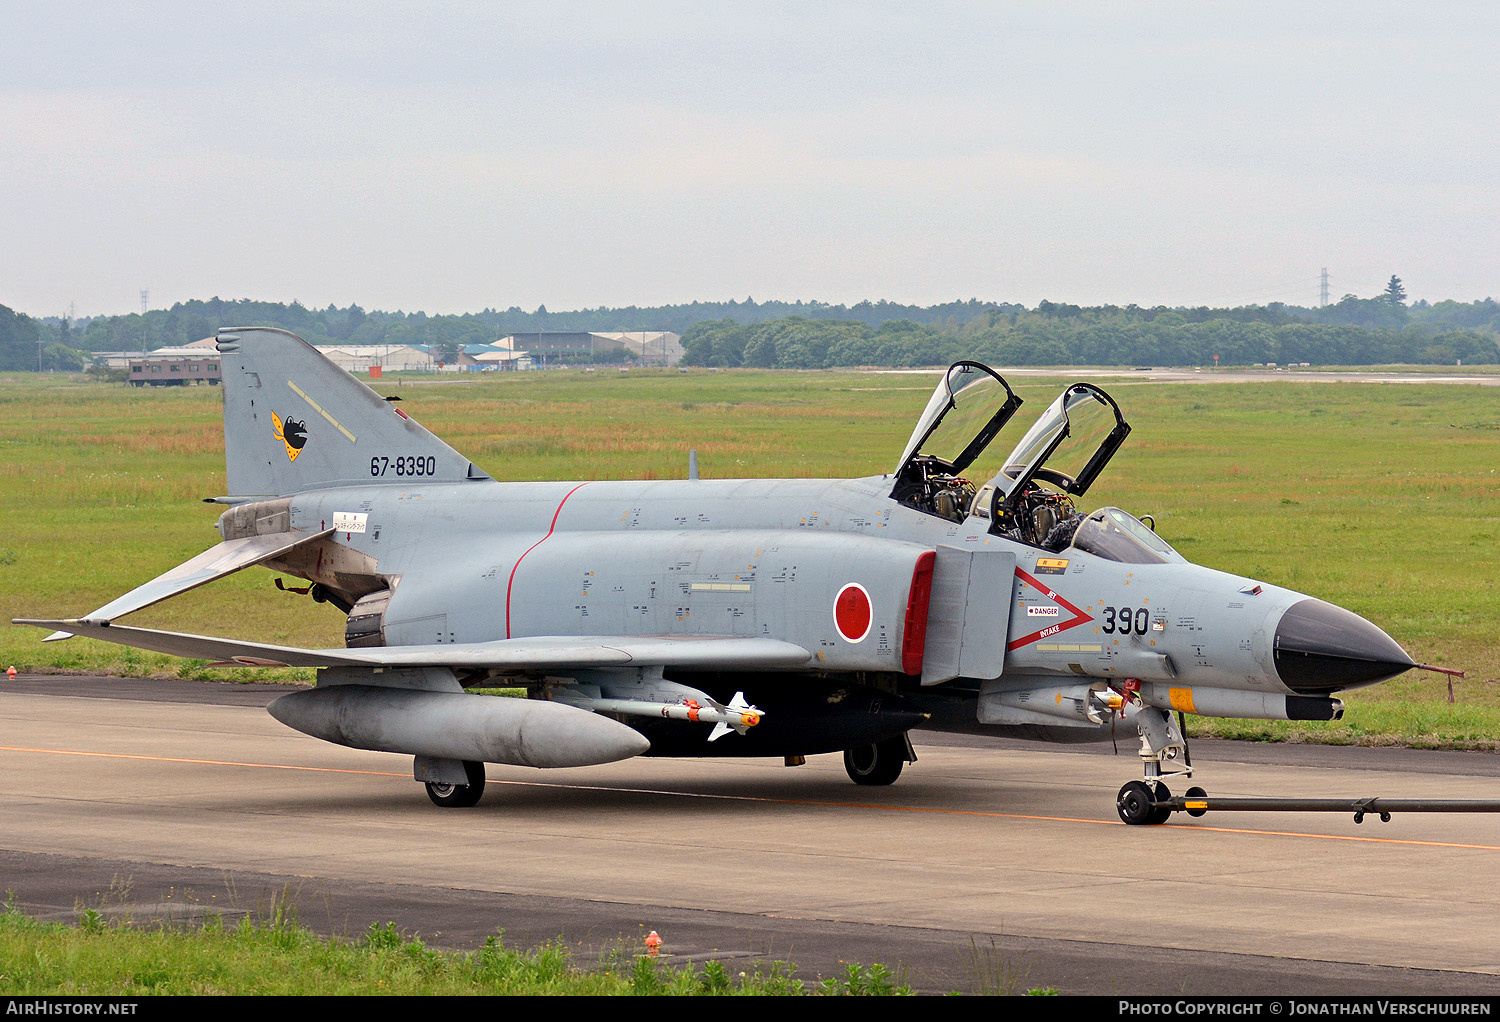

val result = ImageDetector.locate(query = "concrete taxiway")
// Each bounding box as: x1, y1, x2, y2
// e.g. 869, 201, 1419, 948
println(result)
3, 674, 1500, 996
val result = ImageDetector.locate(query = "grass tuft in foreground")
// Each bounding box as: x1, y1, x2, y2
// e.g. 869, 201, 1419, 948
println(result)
0, 897, 910, 996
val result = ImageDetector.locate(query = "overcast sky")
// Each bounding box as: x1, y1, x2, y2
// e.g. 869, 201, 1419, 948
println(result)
3, 2, 1497, 318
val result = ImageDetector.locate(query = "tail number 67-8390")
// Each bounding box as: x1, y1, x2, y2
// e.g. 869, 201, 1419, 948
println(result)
371, 455, 437, 477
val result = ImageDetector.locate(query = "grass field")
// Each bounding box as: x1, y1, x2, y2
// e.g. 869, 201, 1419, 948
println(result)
0, 368, 1496, 745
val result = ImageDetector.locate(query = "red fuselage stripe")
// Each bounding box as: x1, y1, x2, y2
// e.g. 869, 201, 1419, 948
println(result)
506, 483, 589, 638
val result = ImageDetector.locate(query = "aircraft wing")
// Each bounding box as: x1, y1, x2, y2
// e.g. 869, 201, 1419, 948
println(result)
42, 529, 334, 640
12, 618, 812, 672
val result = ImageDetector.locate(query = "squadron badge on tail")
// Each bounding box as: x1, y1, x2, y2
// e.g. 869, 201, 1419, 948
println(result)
272, 412, 308, 462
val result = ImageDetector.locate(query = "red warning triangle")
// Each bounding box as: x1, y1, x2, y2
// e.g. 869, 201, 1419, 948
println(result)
1006, 567, 1095, 652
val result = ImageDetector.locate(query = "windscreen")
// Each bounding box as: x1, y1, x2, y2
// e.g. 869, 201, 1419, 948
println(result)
1070, 507, 1182, 564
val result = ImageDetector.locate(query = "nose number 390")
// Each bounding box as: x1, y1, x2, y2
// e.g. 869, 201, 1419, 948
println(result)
1102, 606, 1150, 635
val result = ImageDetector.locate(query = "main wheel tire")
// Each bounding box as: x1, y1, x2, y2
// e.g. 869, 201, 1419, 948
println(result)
844, 736, 907, 786
426, 760, 486, 808
1117, 780, 1160, 825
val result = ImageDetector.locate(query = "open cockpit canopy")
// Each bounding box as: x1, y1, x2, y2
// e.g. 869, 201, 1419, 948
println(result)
894, 362, 1022, 479
888, 373, 1143, 545
967, 382, 1138, 550
889, 362, 1023, 521
990, 383, 1130, 507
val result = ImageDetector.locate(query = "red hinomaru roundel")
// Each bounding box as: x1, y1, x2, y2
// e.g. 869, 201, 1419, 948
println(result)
834, 583, 873, 643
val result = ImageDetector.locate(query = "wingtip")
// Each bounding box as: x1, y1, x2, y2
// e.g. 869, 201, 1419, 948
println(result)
10, 618, 80, 642
11, 619, 79, 642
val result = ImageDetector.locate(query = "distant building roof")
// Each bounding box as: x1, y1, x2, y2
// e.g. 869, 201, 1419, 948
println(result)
314, 344, 435, 371
495, 330, 682, 365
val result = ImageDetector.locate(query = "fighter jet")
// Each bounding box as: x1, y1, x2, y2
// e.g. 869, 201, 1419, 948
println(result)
15, 331, 1429, 823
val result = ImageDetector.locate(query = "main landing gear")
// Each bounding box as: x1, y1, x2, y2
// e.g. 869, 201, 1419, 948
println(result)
844, 734, 916, 786
424, 759, 486, 808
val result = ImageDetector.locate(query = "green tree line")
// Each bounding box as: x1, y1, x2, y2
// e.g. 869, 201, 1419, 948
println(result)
682, 301, 1500, 369
4, 288, 1499, 371
35, 296, 1012, 356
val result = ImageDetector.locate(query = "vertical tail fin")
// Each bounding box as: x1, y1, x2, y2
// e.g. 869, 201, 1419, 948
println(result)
216, 327, 487, 497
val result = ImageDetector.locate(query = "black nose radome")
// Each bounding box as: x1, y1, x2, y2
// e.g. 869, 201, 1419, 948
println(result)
1274, 598, 1416, 694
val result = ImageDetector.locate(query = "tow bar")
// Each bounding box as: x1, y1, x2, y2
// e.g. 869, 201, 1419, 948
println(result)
1156, 789, 1500, 825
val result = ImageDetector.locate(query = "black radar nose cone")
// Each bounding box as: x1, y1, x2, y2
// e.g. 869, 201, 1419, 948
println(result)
1274, 598, 1416, 694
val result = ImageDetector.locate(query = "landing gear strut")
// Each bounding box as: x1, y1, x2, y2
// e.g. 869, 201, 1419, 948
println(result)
425, 759, 486, 807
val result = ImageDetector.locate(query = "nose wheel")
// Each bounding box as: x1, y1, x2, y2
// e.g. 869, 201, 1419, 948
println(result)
1117, 780, 1174, 825
1117, 782, 1212, 825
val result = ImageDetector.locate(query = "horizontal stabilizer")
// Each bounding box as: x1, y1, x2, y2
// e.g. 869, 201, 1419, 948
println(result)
46, 529, 334, 640
10, 618, 811, 672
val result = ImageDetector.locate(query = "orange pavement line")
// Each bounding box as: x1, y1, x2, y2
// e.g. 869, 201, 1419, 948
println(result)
0, 745, 404, 778
6, 744, 1500, 851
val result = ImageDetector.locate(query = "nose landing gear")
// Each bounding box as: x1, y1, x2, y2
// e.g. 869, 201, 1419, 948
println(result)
1117, 704, 1193, 825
